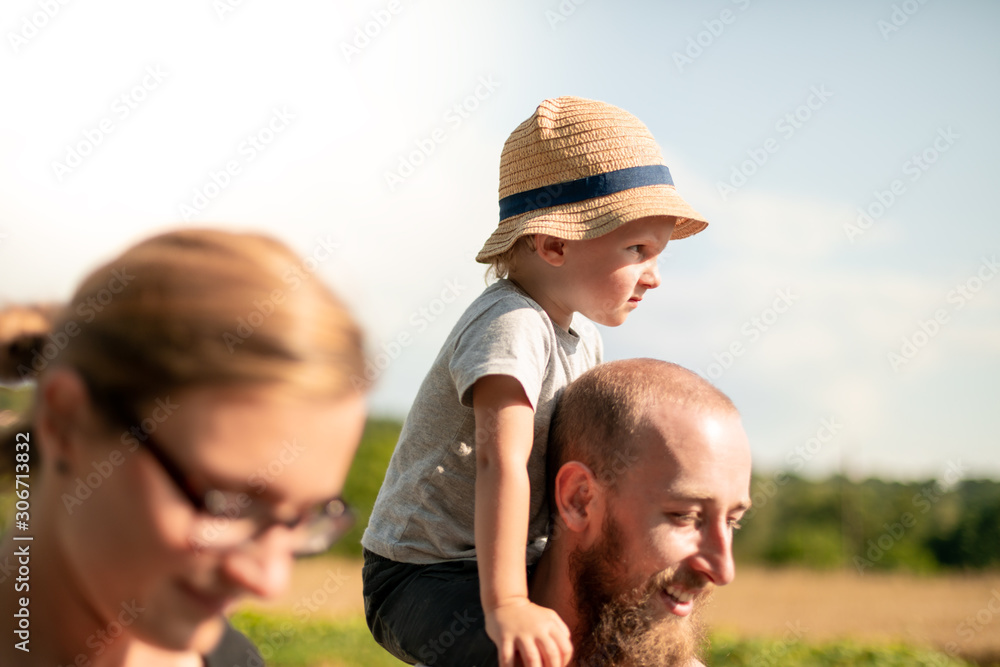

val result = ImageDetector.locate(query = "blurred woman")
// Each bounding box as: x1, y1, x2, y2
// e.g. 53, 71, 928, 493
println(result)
0, 229, 368, 666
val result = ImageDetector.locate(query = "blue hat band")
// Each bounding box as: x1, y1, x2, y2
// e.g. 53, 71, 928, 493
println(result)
498, 164, 673, 222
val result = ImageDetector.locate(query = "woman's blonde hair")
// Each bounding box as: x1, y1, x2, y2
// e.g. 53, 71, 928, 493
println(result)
4, 228, 366, 436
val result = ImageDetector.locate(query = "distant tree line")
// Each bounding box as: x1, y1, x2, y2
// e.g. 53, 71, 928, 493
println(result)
3, 389, 997, 572
735, 471, 1000, 572
338, 416, 999, 572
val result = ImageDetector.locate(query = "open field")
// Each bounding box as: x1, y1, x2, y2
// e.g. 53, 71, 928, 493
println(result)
236, 558, 1000, 665
703, 566, 1000, 665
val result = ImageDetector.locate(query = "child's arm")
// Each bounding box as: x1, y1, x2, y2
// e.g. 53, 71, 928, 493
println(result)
474, 374, 573, 667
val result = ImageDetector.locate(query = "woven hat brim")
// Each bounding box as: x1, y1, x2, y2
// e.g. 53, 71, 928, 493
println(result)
475, 184, 708, 263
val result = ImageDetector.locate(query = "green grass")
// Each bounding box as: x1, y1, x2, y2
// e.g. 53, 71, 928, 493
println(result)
230, 609, 406, 667
706, 632, 971, 666
230, 610, 973, 667
328, 417, 402, 559
0, 385, 34, 414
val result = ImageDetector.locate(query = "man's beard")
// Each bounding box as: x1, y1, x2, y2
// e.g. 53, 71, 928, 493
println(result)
569, 515, 713, 666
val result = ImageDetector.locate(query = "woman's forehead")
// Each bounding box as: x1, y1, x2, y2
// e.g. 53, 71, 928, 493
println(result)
151, 386, 362, 499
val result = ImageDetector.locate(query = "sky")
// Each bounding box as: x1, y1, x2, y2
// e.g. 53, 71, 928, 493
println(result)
1, 0, 998, 481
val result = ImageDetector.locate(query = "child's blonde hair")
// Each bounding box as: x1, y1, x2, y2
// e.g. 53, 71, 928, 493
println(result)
485, 235, 536, 282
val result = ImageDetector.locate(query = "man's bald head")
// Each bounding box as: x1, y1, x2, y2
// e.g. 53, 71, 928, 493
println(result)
548, 358, 738, 494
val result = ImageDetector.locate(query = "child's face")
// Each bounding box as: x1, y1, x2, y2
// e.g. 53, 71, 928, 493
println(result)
561, 216, 676, 327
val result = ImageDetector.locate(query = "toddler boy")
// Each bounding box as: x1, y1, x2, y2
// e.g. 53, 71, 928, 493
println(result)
362, 96, 709, 667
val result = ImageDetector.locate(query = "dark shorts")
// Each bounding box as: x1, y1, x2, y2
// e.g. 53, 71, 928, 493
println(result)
362, 549, 503, 667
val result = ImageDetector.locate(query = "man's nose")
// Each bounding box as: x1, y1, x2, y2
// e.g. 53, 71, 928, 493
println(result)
220, 526, 294, 599
689, 520, 736, 586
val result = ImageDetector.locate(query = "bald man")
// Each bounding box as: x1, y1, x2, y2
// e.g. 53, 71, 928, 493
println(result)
529, 359, 752, 666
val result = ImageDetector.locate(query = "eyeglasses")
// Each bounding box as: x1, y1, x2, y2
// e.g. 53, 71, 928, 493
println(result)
136, 429, 354, 557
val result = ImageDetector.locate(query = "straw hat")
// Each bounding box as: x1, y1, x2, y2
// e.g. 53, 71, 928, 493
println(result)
476, 96, 708, 263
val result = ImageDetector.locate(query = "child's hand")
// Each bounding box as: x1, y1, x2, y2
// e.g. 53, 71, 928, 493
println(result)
485, 599, 572, 667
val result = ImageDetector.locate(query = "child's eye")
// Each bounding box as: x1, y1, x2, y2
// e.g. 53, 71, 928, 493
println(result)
626, 245, 643, 254
728, 518, 744, 531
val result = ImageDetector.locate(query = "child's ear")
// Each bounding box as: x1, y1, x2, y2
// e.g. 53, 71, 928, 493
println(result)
553, 461, 601, 533
534, 234, 567, 267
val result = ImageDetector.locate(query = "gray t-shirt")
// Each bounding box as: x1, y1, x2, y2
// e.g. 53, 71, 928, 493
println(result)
362, 279, 603, 565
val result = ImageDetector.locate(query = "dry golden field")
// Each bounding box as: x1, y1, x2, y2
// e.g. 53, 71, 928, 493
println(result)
240, 558, 1000, 665
703, 566, 1000, 665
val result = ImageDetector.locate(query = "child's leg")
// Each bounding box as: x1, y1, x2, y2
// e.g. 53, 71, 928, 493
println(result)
362, 549, 499, 667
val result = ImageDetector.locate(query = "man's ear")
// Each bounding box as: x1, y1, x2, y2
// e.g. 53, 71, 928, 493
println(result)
534, 234, 567, 268
36, 368, 92, 469
553, 461, 602, 533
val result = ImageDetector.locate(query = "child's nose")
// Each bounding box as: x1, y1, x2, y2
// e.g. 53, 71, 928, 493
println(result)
641, 260, 661, 289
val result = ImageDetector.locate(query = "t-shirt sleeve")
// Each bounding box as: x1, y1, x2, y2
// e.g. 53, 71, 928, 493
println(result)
449, 300, 551, 410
